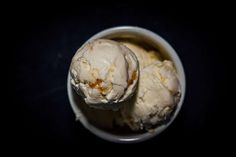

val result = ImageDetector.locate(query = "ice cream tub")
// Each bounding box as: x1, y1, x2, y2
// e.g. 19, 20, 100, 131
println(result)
67, 26, 186, 143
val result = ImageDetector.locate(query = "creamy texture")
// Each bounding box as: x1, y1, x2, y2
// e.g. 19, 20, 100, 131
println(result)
120, 60, 181, 131
70, 39, 139, 110
121, 42, 161, 69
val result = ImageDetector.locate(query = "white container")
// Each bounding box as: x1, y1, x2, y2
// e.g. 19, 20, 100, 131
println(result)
67, 26, 186, 143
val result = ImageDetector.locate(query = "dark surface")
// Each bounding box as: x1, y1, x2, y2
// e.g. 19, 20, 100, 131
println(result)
11, 5, 230, 147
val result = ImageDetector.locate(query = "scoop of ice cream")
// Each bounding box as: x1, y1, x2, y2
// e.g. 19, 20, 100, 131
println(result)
70, 39, 139, 110
121, 41, 161, 69
120, 60, 181, 131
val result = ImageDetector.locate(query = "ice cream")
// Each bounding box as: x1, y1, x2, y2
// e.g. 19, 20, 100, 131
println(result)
70, 39, 139, 110
121, 41, 162, 69
120, 60, 181, 131
69, 37, 181, 131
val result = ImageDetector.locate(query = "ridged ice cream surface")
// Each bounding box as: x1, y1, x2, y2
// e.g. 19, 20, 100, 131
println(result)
70, 39, 139, 110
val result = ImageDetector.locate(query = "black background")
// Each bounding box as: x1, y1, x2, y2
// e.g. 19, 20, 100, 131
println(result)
9, 3, 231, 149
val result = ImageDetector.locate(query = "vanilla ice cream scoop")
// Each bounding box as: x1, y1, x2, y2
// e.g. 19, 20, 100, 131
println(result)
70, 39, 139, 110
120, 60, 181, 131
